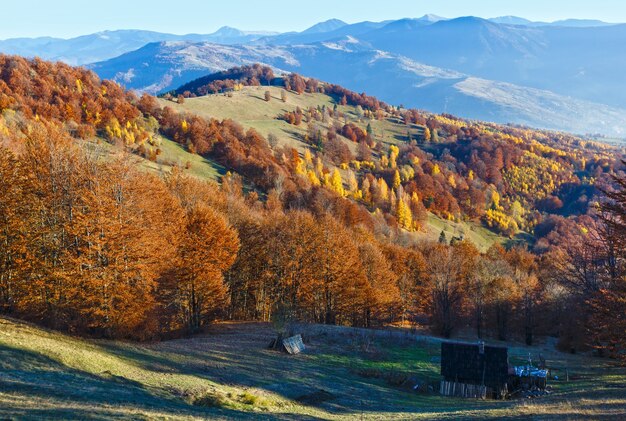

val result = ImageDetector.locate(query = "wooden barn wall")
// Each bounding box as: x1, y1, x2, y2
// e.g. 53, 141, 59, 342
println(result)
440, 342, 509, 390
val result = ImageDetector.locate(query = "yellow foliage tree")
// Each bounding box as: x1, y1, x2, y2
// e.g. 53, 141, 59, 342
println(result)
389, 145, 399, 169
330, 169, 344, 196
303, 149, 313, 167
293, 156, 306, 176
393, 170, 401, 189
396, 196, 413, 231
490, 190, 501, 210
448, 174, 456, 188
307, 170, 321, 186
378, 177, 389, 201
423, 127, 431, 142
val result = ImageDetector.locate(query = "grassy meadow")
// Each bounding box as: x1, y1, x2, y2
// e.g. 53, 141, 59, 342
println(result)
1, 317, 625, 420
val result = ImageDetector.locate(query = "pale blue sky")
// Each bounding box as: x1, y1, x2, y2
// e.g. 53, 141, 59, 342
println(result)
1, 0, 624, 39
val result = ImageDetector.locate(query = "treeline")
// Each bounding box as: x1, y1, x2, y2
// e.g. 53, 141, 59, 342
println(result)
171, 65, 390, 113
2, 119, 623, 355
174, 64, 276, 96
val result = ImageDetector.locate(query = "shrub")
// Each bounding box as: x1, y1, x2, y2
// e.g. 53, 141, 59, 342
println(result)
193, 392, 227, 408
240, 392, 258, 405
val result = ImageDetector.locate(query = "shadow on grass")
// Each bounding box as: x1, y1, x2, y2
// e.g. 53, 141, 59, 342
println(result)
164, 141, 228, 175
6, 321, 622, 419
92, 325, 474, 417
0, 343, 291, 420
94, 330, 389, 414
503, 231, 534, 249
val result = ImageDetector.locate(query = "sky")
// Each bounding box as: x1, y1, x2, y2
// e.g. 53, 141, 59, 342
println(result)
1, 0, 625, 39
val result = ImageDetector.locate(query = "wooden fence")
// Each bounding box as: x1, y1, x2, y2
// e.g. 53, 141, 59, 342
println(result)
440, 380, 488, 399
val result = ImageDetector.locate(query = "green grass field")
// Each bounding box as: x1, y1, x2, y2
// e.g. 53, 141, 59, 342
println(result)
146, 136, 226, 181
82, 133, 226, 184
160, 86, 332, 153
1, 317, 625, 420
158, 86, 419, 154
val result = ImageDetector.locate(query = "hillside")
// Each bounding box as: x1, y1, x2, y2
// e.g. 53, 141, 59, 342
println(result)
89, 40, 626, 136
2, 316, 626, 420
0, 55, 624, 381
161, 69, 622, 239
159, 85, 514, 249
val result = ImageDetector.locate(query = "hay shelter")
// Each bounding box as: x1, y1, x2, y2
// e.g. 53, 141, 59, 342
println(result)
440, 341, 509, 399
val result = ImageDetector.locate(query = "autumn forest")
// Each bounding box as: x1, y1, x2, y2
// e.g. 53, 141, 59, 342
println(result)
0, 56, 624, 362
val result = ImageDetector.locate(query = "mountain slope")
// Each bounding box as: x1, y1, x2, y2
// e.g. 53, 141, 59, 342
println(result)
252, 20, 390, 46
301, 18, 348, 34
0, 30, 187, 65
90, 40, 626, 136
359, 17, 626, 109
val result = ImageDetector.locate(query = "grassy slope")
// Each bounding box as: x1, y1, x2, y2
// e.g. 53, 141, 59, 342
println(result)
1, 317, 625, 420
159, 86, 339, 153
159, 86, 510, 251
159, 87, 417, 154
82, 134, 226, 185
145, 136, 226, 181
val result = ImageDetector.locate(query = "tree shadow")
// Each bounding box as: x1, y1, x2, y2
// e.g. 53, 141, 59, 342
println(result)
92, 324, 449, 416
504, 231, 534, 249
0, 343, 280, 420
6, 322, 618, 419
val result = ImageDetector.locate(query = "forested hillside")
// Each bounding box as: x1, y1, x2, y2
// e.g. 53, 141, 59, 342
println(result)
0, 56, 624, 359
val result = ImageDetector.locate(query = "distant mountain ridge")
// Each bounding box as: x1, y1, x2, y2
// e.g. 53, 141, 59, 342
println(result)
488, 16, 616, 27
0, 28, 279, 65
90, 39, 626, 136
1, 14, 617, 65
4, 15, 625, 136
301, 19, 348, 34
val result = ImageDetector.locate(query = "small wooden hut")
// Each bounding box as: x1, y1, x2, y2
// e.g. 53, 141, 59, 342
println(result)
440, 341, 509, 399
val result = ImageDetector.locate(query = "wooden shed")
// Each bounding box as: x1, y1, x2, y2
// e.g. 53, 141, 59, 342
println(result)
440, 341, 509, 399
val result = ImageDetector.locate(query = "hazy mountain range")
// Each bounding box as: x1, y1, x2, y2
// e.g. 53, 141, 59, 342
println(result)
2, 15, 625, 136
0, 27, 278, 65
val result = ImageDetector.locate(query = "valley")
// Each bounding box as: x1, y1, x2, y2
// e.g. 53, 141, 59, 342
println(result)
89, 37, 626, 137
